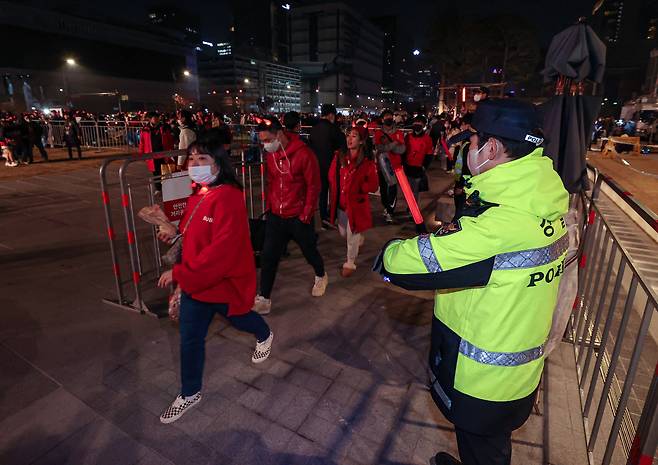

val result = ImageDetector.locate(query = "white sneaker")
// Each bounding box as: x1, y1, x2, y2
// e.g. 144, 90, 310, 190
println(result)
383, 212, 394, 224
311, 273, 328, 297
253, 295, 271, 315
252, 332, 273, 364
159, 392, 202, 424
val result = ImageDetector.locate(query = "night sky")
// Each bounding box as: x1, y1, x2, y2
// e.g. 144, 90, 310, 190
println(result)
20, 0, 597, 48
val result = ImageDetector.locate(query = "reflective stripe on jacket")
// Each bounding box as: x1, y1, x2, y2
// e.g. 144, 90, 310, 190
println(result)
378, 148, 569, 403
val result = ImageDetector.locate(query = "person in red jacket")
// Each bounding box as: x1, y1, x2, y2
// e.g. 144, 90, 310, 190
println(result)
156, 129, 272, 424
374, 109, 406, 224
328, 126, 379, 277
252, 116, 328, 315
404, 115, 434, 212
139, 112, 175, 192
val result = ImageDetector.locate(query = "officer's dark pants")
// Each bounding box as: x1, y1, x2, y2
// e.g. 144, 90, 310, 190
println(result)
378, 169, 397, 215
259, 213, 325, 299
429, 316, 534, 465
455, 427, 512, 465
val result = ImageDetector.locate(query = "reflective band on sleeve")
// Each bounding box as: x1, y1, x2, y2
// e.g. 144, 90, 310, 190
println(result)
417, 234, 442, 273
429, 370, 452, 409
459, 339, 545, 366
493, 234, 569, 270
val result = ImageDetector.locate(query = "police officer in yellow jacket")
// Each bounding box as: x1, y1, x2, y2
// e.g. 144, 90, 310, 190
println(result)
374, 99, 569, 465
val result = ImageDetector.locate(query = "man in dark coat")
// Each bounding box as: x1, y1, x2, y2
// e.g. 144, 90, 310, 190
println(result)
309, 104, 347, 229
23, 114, 48, 162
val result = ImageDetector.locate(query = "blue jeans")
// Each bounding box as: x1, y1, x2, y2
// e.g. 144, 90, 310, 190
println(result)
179, 293, 270, 396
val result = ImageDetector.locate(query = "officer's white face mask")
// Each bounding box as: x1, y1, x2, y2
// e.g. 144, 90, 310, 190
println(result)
473, 94, 482, 102
189, 164, 218, 185
467, 139, 493, 176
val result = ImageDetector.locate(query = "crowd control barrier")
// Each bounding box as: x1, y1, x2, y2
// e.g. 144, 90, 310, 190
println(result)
569, 167, 658, 465
99, 148, 266, 316
48, 120, 410, 151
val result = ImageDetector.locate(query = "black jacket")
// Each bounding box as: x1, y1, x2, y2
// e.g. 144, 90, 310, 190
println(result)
309, 119, 346, 172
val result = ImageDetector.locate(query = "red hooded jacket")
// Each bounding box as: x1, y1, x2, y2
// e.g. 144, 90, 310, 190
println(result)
404, 132, 433, 168
328, 151, 379, 234
172, 185, 256, 316
265, 136, 321, 223
139, 123, 175, 171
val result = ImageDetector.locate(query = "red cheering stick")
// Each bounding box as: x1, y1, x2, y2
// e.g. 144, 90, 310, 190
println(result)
394, 166, 424, 225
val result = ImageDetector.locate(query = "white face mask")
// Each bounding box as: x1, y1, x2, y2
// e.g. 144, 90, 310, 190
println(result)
188, 165, 218, 185
264, 139, 281, 153
467, 140, 492, 176
473, 94, 482, 102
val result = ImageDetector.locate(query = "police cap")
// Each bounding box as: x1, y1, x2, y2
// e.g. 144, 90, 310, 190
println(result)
449, 99, 543, 147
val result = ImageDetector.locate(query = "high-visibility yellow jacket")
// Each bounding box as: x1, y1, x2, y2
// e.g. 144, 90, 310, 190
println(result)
375, 148, 569, 432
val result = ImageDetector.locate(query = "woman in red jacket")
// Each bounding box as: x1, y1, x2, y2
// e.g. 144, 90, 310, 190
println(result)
328, 126, 379, 277
157, 129, 272, 424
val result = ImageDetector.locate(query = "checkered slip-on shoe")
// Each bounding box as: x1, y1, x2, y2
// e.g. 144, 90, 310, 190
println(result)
159, 392, 202, 424
251, 331, 273, 364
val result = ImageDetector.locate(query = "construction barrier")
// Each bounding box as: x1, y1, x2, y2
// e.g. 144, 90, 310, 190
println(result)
99, 148, 266, 316
570, 167, 658, 465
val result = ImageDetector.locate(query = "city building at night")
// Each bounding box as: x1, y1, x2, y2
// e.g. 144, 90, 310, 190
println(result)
227, 0, 293, 64
289, 2, 384, 112
591, 0, 658, 102
197, 46, 301, 113
0, 1, 198, 112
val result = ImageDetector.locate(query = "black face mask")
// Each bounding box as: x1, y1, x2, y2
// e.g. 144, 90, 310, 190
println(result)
383, 118, 393, 126
413, 125, 423, 134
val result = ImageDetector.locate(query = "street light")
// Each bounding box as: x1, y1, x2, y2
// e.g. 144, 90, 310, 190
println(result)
65, 58, 76, 66
183, 70, 191, 77
412, 49, 420, 56
244, 78, 250, 84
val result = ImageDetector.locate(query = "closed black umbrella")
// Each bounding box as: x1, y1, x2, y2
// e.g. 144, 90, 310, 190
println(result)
540, 21, 606, 193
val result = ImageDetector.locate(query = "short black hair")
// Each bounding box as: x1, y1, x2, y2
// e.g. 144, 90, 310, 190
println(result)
461, 112, 473, 125
256, 115, 283, 133
188, 128, 242, 189
320, 104, 336, 116
478, 128, 544, 160
412, 115, 426, 125
380, 109, 393, 119
283, 111, 301, 131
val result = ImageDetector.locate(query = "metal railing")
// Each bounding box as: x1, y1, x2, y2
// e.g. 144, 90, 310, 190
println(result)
47, 120, 143, 149
570, 168, 658, 465
47, 120, 410, 151
99, 148, 266, 316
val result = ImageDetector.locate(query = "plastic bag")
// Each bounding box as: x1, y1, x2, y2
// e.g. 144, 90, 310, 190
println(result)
545, 208, 580, 357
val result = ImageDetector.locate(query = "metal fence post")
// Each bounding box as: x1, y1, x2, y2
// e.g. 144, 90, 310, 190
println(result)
118, 161, 145, 313
95, 121, 101, 149
601, 300, 654, 465
99, 161, 125, 305
588, 277, 638, 450
627, 361, 658, 465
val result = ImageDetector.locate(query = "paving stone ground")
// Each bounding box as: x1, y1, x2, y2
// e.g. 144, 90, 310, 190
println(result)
0, 159, 588, 465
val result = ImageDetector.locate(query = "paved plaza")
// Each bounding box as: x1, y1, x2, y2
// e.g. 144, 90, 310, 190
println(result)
0, 157, 587, 465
